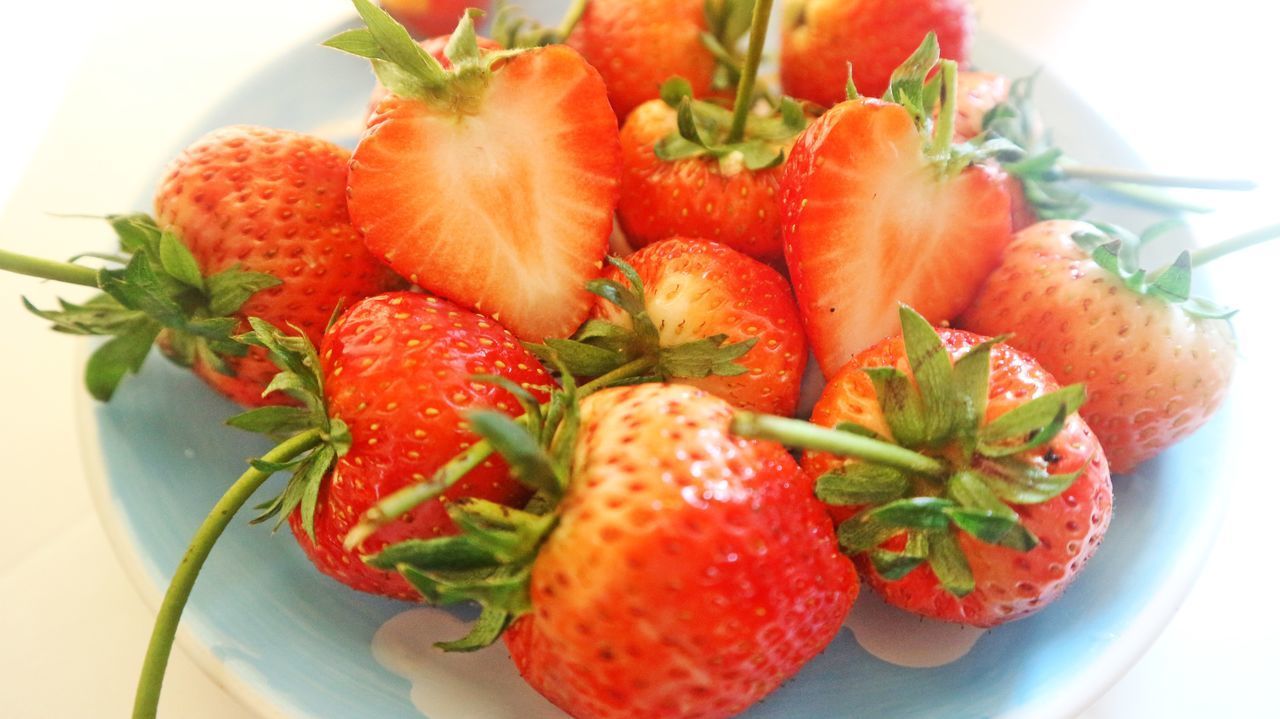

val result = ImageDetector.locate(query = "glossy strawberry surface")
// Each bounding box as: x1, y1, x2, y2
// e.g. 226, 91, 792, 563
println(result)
804, 327, 1112, 626
781, 0, 974, 105
617, 100, 789, 263
154, 125, 402, 406
566, 0, 717, 120
288, 292, 552, 599
594, 238, 807, 415
506, 383, 857, 719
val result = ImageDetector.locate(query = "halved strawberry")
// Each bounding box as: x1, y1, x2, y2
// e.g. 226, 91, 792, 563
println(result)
782, 36, 1011, 375
332, 3, 621, 341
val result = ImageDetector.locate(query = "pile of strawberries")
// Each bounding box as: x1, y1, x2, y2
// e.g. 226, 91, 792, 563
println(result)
1, 0, 1263, 718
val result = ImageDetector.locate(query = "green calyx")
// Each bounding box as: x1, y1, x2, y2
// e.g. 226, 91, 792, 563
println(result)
879, 33, 999, 181
655, 78, 808, 173
365, 364, 588, 652
226, 319, 352, 543
656, 0, 811, 174
491, 0, 588, 49
1072, 221, 1280, 320
326, 1, 525, 115
18, 214, 279, 401
734, 306, 1088, 597
976, 73, 1091, 220
526, 255, 759, 385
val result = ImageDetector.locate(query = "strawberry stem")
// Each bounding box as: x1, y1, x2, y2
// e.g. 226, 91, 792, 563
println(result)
132, 428, 325, 719
555, 0, 589, 39
0, 248, 101, 288
1059, 164, 1257, 191
726, 0, 774, 144
343, 355, 657, 549
1095, 182, 1215, 214
928, 60, 958, 159
730, 412, 948, 477
1188, 222, 1280, 267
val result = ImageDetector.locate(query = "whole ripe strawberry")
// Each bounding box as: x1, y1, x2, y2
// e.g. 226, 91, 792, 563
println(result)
370, 383, 857, 718
589, 238, 807, 415
379, 0, 483, 38
232, 291, 553, 600
613, 0, 811, 264
744, 306, 1112, 626
565, 0, 747, 120
959, 220, 1242, 473
617, 97, 796, 262
333, 4, 621, 342
153, 125, 404, 406
781, 0, 974, 105
782, 37, 1011, 376
14, 125, 402, 404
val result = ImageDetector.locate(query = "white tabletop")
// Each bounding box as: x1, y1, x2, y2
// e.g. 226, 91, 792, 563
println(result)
1, 1, 1277, 717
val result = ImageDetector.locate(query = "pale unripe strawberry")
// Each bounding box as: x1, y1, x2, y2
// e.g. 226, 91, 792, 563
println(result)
960, 220, 1238, 472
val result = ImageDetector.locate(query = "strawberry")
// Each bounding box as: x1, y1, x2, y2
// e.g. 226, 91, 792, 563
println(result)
331, 4, 621, 341
735, 306, 1112, 626
958, 219, 1265, 472
781, 0, 975, 105
563, 238, 808, 415
379, 0, 482, 38
563, 0, 753, 120
367, 382, 857, 718
616, 96, 797, 262
270, 292, 553, 599
224, 292, 553, 600
781, 37, 1011, 376
614, 0, 810, 263
10, 126, 401, 404
130, 292, 558, 716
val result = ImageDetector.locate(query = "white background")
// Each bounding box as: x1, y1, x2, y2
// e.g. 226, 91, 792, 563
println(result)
1, 0, 1277, 717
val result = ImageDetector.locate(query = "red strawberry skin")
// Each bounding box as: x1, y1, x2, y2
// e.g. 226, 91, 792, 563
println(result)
781, 0, 975, 105
804, 328, 1112, 626
781, 98, 1011, 376
288, 292, 552, 600
379, 0, 484, 38
154, 125, 403, 406
959, 220, 1237, 472
566, 0, 717, 120
617, 100, 789, 262
349, 45, 621, 342
594, 238, 808, 416
506, 383, 857, 719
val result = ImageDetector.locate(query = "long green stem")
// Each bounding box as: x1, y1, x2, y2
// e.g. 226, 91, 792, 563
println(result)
343, 356, 658, 550
1093, 182, 1215, 215
1060, 164, 1257, 191
726, 0, 774, 144
555, 0, 589, 39
133, 429, 325, 719
927, 60, 959, 159
0, 248, 101, 287
730, 412, 948, 477
1188, 223, 1280, 267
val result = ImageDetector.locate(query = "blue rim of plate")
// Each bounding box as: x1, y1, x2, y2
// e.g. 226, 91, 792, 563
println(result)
78, 16, 1231, 719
